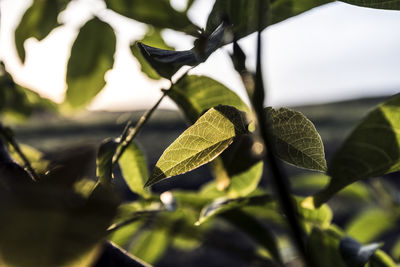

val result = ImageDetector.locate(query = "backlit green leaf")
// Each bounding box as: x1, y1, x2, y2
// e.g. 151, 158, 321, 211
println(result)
146, 105, 248, 187
15, 0, 69, 63
105, 0, 198, 33
315, 94, 400, 206
131, 28, 174, 80
119, 142, 150, 198
345, 208, 395, 243
265, 107, 327, 172
65, 17, 116, 109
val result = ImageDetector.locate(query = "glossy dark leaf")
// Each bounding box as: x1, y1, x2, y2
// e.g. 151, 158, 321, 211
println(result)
265, 107, 327, 172
65, 17, 116, 109
146, 105, 248, 187
15, 0, 69, 63
138, 23, 227, 79
131, 28, 174, 80
340, 237, 380, 267
314, 94, 400, 206
105, 0, 198, 33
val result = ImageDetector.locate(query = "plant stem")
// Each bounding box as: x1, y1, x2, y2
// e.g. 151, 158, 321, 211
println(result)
112, 89, 169, 165
251, 0, 311, 265
0, 124, 39, 181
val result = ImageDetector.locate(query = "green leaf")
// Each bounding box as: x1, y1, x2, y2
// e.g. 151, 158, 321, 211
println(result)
168, 75, 250, 123
96, 138, 118, 185
265, 107, 327, 172
315, 94, 400, 206
65, 17, 116, 109
345, 208, 395, 243
299, 197, 333, 232
342, 0, 400, 10
15, 0, 69, 63
138, 22, 226, 79
119, 142, 150, 198
339, 237, 381, 267
131, 28, 174, 80
391, 237, 400, 262
195, 194, 273, 225
146, 105, 248, 187
105, 0, 198, 33
368, 250, 397, 267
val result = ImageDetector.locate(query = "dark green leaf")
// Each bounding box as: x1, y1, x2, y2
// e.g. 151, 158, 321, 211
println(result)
15, 0, 69, 62
138, 22, 227, 79
315, 94, 400, 206
119, 142, 150, 198
105, 0, 198, 33
97, 138, 118, 185
131, 28, 174, 80
342, 0, 400, 10
345, 208, 395, 243
65, 17, 116, 109
146, 105, 248, 187
340, 237, 380, 267
265, 107, 327, 172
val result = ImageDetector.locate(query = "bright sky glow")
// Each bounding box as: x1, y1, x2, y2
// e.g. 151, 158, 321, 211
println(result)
1, 0, 400, 111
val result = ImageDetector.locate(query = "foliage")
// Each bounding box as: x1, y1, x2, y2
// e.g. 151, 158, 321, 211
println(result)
1, 0, 400, 266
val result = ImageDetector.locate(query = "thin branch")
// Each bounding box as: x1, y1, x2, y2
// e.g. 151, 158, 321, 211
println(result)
0, 124, 39, 181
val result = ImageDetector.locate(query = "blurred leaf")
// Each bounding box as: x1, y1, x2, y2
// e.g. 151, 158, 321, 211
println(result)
65, 17, 116, 109
131, 28, 174, 80
109, 221, 144, 248
342, 0, 400, 9
391, 237, 400, 261
339, 237, 381, 267
345, 208, 395, 243
195, 194, 273, 225
367, 250, 397, 267
105, 0, 198, 33
138, 22, 227, 79
291, 173, 371, 201
307, 226, 347, 267
315, 94, 400, 206
8, 143, 49, 174
15, 0, 69, 63
97, 138, 118, 185
119, 142, 150, 198
95, 242, 151, 267
129, 227, 170, 264
0, 182, 118, 267
265, 107, 327, 172
146, 105, 248, 187
222, 210, 284, 266
299, 197, 332, 232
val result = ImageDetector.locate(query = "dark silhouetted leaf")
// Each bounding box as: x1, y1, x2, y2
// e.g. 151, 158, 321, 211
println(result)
265, 107, 327, 172
138, 23, 227, 79
146, 105, 248, 187
119, 142, 150, 198
342, 0, 400, 9
97, 138, 118, 185
65, 17, 116, 109
105, 0, 198, 33
15, 0, 69, 63
340, 237, 380, 267
131, 28, 174, 80
314, 94, 400, 206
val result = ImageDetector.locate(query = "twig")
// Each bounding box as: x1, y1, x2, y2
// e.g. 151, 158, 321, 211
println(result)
0, 124, 39, 181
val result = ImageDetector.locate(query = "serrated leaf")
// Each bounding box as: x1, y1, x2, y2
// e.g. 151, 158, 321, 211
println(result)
345, 208, 395, 243
315, 94, 400, 206
15, 0, 69, 63
265, 107, 327, 172
340, 237, 381, 267
131, 28, 174, 80
65, 17, 116, 109
119, 142, 150, 198
146, 105, 248, 187
97, 138, 118, 185
138, 23, 226, 79
105, 0, 198, 33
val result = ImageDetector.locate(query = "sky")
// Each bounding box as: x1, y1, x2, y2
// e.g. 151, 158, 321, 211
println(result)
1, 0, 400, 111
